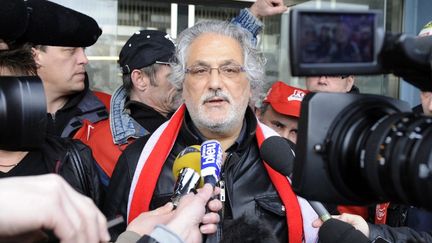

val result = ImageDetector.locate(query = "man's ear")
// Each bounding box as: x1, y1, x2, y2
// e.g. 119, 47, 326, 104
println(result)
345, 75, 355, 92
32, 47, 42, 66
131, 69, 150, 92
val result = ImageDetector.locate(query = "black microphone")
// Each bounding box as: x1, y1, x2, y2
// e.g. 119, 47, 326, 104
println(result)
319, 218, 370, 243
171, 145, 202, 208
260, 136, 331, 221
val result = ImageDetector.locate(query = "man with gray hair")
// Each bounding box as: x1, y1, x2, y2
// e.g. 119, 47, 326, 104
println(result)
105, 20, 318, 242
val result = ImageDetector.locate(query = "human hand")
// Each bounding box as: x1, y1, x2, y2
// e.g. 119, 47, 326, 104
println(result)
126, 202, 174, 236
249, 0, 288, 18
312, 213, 370, 237
0, 174, 110, 243
166, 183, 222, 243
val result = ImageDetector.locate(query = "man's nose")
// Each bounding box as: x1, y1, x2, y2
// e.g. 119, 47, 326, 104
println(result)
77, 48, 89, 65
317, 76, 327, 83
208, 68, 223, 90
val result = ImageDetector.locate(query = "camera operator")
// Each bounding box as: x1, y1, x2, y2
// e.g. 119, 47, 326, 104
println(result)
0, 44, 103, 206
0, 0, 104, 206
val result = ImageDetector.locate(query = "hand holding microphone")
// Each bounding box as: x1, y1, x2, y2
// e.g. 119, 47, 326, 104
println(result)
313, 215, 371, 243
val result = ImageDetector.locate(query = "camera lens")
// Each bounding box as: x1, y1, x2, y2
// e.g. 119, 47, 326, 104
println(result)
0, 76, 47, 150
327, 102, 432, 208
326, 99, 402, 204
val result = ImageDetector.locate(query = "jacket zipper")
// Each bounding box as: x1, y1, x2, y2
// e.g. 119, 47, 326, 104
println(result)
219, 180, 226, 217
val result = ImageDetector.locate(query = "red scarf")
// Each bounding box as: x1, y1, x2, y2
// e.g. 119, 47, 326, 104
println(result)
128, 104, 318, 243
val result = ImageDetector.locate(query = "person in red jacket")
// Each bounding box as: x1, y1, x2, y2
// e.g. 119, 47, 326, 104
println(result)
74, 30, 180, 182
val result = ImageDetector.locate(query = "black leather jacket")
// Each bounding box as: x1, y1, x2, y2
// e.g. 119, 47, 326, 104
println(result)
43, 136, 103, 208
368, 223, 432, 243
104, 108, 288, 242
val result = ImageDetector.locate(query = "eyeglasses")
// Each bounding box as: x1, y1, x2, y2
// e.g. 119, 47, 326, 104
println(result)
185, 64, 246, 79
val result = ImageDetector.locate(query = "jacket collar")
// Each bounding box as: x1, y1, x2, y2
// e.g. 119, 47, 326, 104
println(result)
110, 86, 148, 145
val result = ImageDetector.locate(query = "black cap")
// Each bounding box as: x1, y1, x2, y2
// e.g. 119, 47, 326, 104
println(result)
118, 30, 175, 74
20, 0, 102, 47
0, 0, 29, 41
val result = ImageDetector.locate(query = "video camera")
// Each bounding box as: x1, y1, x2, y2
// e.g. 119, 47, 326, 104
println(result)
0, 76, 47, 150
289, 8, 432, 91
289, 9, 432, 210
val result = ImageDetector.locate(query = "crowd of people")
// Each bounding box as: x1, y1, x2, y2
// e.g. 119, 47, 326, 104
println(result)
1, 0, 432, 242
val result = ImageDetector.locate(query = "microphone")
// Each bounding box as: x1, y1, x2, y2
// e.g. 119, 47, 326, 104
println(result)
200, 140, 223, 187
171, 145, 203, 208
319, 218, 370, 243
200, 140, 223, 243
259, 136, 295, 176
260, 136, 331, 222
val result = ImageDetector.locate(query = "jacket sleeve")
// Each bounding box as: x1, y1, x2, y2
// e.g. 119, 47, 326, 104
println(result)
103, 137, 148, 241
231, 8, 263, 46
76, 140, 105, 208
368, 223, 432, 243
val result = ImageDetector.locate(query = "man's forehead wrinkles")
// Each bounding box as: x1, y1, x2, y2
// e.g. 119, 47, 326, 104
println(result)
187, 59, 241, 66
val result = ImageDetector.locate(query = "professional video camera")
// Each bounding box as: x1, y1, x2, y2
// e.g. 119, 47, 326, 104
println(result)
289, 9, 432, 210
0, 76, 47, 150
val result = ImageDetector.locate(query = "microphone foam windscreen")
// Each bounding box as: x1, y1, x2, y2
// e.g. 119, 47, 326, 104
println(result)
172, 145, 202, 185
260, 136, 295, 176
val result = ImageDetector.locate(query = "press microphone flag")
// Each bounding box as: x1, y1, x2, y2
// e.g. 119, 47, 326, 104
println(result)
200, 140, 222, 187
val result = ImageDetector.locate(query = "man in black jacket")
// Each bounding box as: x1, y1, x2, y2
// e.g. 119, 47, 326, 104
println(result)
26, 0, 108, 138
105, 20, 319, 242
0, 43, 103, 208
0, 0, 103, 208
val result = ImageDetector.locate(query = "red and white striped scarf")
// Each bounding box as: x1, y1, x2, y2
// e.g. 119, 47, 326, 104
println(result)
127, 104, 318, 243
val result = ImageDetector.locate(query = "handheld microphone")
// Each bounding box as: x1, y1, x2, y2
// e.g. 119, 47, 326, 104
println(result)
171, 145, 203, 208
200, 140, 223, 187
201, 140, 223, 243
260, 136, 332, 222
319, 218, 370, 243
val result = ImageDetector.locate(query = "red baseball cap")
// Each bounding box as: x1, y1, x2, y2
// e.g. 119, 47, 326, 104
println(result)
263, 81, 308, 118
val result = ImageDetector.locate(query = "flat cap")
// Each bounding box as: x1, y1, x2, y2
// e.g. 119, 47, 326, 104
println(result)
0, 0, 29, 41
20, 0, 102, 47
119, 30, 175, 74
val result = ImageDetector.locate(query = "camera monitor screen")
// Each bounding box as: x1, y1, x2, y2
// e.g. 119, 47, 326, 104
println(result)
290, 9, 384, 76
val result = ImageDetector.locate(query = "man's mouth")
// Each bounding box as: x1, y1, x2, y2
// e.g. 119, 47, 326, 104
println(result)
204, 97, 228, 105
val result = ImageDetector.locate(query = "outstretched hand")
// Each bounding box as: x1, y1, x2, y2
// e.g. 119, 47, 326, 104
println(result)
166, 184, 222, 243
0, 174, 110, 243
250, 0, 288, 18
